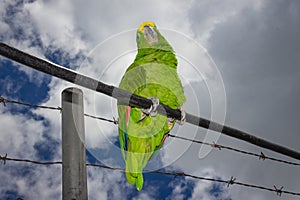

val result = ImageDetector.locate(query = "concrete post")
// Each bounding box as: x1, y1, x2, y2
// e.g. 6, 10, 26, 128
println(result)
62, 87, 87, 200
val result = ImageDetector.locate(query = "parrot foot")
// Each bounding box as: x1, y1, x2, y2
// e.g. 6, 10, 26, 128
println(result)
167, 107, 186, 126
141, 97, 159, 117
176, 107, 186, 125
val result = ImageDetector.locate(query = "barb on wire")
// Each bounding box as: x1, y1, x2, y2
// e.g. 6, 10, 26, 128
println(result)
211, 142, 222, 150
0, 153, 7, 165
227, 176, 236, 187
274, 185, 284, 196
173, 172, 186, 178
0, 96, 7, 106
259, 152, 266, 161
167, 134, 300, 166
1, 154, 300, 197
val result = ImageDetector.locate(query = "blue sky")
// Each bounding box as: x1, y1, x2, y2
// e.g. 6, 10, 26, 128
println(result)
1, 0, 300, 199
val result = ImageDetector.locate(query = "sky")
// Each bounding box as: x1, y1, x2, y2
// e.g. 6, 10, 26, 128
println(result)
0, 0, 300, 199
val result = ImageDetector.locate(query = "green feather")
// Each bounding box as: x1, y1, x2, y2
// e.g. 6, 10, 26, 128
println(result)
118, 22, 186, 190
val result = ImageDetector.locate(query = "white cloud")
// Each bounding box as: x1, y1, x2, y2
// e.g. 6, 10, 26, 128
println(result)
166, 179, 190, 200
24, 0, 87, 57
71, 0, 193, 44
87, 167, 126, 200
0, 164, 61, 199
188, 0, 264, 46
0, 109, 44, 158
132, 192, 155, 200
187, 168, 231, 200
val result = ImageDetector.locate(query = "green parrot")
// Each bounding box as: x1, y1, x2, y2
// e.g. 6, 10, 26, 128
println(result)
117, 21, 186, 190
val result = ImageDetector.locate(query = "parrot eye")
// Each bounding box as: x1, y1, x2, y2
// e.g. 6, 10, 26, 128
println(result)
137, 33, 141, 42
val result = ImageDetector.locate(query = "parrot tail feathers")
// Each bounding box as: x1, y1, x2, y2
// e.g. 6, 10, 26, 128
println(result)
125, 171, 136, 185
125, 170, 144, 191
136, 173, 144, 191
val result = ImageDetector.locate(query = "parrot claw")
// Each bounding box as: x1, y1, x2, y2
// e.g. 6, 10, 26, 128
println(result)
167, 107, 186, 126
176, 107, 186, 125
168, 118, 175, 128
142, 97, 159, 117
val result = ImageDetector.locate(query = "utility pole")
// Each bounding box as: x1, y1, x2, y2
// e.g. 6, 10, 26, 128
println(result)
62, 88, 88, 200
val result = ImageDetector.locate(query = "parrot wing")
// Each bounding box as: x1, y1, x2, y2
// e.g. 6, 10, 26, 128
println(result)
118, 62, 185, 190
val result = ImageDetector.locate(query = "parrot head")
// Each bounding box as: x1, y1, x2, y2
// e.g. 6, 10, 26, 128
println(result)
136, 21, 174, 52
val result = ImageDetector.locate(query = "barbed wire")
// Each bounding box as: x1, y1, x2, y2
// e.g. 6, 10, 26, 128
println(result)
84, 113, 118, 125
0, 154, 299, 197
0, 153, 62, 165
1, 95, 300, 167
0, 96, 118, 124
167, 134, 300, 166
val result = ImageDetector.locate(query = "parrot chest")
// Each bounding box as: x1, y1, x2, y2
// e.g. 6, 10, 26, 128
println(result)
120, 62, 185, 108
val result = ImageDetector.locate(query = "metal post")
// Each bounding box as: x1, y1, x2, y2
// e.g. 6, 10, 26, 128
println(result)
62, 87, 87, 200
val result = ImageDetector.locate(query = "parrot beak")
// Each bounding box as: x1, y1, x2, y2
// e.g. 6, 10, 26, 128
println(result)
143, 25, 158, 45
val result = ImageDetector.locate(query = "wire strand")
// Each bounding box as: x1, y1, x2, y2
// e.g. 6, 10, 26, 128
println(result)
1, 95, 300, 167
0, 154, 299, 196
167, 134, 300, 166
0, 96, 117, 124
